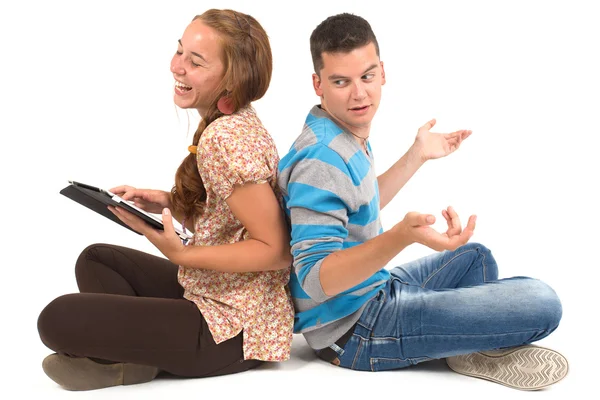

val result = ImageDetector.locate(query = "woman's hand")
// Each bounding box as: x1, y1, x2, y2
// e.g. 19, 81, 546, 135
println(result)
108, 206, 187, 263
110, 185, 172, 214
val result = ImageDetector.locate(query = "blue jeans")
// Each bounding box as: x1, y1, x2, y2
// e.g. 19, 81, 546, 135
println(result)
334, 243, 562, 371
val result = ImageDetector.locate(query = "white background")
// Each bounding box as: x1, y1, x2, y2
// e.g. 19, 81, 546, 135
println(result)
1, 0, 598, 398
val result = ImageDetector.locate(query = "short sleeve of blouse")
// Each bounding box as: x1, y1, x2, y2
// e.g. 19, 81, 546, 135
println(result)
197, 123, 274, 200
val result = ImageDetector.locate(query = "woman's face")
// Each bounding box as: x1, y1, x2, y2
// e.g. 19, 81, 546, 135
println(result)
170, 19, 225, 117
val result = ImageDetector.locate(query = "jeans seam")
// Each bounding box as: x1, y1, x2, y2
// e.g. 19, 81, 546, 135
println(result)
356, 288, 386, 333
369, 328, 546, 340
482, 249, 488, 282
421, 248, 479, 288
357, 321, 370, 330
351, 337, 363, 370
370, 356, 410, 362
369, 355, 431, 371
391, 276, 410, 286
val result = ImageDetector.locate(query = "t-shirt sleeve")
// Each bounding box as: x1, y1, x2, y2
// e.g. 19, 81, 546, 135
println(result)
198, 126, 274, 200
282, 143, 358, 302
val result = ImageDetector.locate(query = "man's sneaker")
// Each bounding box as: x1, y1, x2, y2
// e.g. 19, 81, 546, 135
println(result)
445, 345, 568, 390
42, 353, 160, 391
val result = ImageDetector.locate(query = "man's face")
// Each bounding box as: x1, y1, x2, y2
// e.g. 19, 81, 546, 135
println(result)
312, 43, 385, 137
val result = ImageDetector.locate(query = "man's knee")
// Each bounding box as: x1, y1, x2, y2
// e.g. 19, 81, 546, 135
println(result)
507, 278, 563, 333
459, 242, 492, 257
457, 242, 498, 281
531, 279, 563, 332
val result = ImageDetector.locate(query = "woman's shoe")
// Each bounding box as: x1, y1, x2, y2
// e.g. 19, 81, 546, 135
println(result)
42, 353, 160, 391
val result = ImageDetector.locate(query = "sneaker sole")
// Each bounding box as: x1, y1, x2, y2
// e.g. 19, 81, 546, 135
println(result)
42, 354, 160, 391
446, 345, 568, 391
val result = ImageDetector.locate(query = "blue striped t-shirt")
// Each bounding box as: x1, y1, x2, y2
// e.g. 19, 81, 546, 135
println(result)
277, 105, 390, 350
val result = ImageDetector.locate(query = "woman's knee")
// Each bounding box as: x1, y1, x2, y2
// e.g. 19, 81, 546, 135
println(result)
75, 243, 103, 276
38, 294, 81, 352
75, 243, 115, 291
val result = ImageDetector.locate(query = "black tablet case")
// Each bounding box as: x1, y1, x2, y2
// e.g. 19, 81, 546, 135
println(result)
59, 184, 163, 235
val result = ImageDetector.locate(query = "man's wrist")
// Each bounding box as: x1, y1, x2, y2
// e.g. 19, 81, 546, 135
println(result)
389, 221, 415, 249
407, 143, 427, 166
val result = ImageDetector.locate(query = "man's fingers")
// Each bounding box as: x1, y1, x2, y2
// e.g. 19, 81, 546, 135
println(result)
447, 206, 461, 231
446, 141, 459, 153
450, 215, 476, 248
442, 209, 450, 222
444, 131, 461, 139
442, 209, 455, 232
464, 214, 477, 234
444, 129, 470, 138
440, 206, 460, 237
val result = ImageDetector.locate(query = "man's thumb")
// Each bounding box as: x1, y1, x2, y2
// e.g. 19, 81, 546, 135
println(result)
424, 118, 436, 130
406, 212, 435, 226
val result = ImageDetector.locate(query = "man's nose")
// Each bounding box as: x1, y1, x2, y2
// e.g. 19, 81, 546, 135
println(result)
352, 81, 367, 99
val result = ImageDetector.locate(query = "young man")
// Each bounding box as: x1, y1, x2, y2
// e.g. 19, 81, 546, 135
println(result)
277, 13, 568, 390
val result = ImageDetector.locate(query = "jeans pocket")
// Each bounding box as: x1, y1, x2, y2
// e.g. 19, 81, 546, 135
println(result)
369, 356, 431, 372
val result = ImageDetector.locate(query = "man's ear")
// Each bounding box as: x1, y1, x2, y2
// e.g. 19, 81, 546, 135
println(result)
312, 73, 324, 96
380, 61, 386, 86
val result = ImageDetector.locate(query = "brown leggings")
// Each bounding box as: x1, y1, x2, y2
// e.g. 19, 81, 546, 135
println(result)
37, 243, 262, 377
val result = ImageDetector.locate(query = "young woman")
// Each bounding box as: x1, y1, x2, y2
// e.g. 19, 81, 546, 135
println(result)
38, 9, 294, 391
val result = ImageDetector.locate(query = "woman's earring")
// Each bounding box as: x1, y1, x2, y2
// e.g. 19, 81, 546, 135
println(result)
217, 96, 234, 115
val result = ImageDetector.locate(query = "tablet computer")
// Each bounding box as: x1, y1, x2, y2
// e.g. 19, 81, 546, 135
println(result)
60, 180, 192, 242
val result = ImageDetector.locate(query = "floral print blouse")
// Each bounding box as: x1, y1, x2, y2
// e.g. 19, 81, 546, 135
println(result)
177, 106, 294, 361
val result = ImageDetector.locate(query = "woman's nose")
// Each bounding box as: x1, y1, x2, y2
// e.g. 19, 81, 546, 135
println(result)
170, 56, 185, 75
